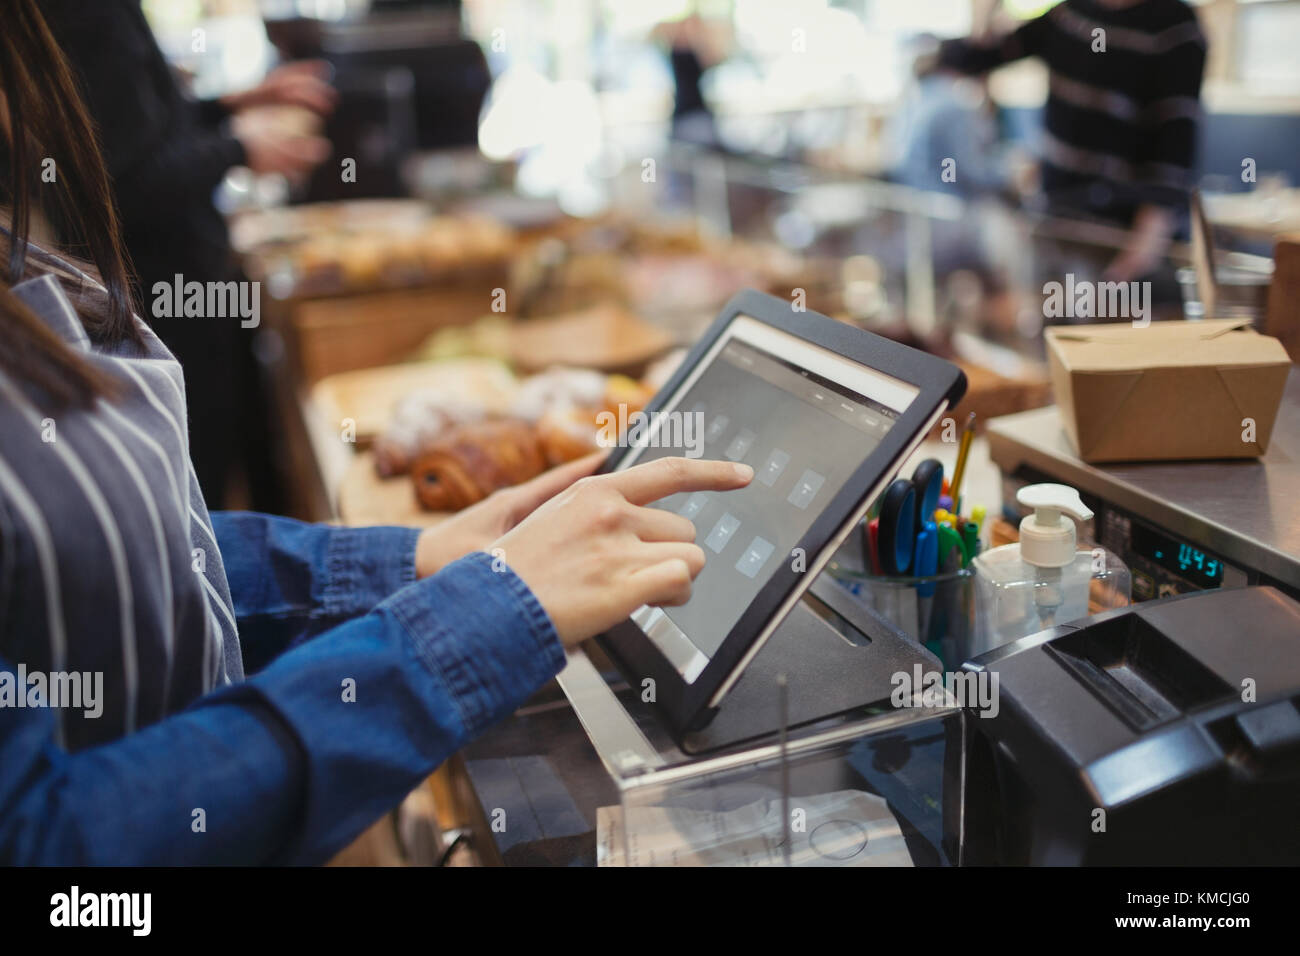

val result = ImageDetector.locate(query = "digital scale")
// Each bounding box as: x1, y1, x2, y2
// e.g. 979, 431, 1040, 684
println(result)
986, 368, 1300, 604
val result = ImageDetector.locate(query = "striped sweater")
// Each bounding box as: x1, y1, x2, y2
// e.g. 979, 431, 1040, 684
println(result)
940, 0, 1206, 222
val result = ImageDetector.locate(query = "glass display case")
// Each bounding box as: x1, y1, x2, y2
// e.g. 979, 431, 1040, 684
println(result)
556, 585, 965, 868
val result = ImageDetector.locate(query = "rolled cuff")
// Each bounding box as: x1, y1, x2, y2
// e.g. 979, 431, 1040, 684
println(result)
321, 524, 422, 620
382, 551, 564, 737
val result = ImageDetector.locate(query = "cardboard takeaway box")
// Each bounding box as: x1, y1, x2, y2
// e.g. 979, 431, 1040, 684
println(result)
1044, 319, 1291, 462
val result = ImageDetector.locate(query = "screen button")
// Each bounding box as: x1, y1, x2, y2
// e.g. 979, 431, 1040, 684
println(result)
678, 492, 708, 521
757, 448, 791, 487
735, 536, 775, 579
787, 469, 826, 510
724, 428, 756, 461
704, 512, 741, 553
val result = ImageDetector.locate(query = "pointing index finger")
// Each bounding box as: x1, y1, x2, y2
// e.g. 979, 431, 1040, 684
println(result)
608, 457, 752, 506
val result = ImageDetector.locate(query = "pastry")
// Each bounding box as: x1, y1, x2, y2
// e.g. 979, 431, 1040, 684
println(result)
372, 392, 487, 477
507, 367, 607, 422
411, 419, 547, 511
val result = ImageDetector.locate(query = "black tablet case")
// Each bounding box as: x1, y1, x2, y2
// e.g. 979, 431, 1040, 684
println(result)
599, 289, 966, 743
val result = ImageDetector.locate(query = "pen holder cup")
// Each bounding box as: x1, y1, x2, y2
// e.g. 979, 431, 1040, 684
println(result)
826, 557, 977, 670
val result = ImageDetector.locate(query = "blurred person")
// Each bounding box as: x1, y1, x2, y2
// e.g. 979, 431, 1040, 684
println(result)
654, 13, 726, 148
938, 0, 1207, 282
0, 0, 750, 864
890, 36, 1013, 200
883, 37, 1032, 329
37, 0, 336, 510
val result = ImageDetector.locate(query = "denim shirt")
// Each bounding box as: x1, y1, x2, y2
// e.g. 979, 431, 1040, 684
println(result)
0, 265, 564, 864
0, 528, 563, 864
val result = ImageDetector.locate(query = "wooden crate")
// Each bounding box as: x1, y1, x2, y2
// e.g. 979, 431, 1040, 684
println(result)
286, 265, 508, 384
927, 359, 1053, 440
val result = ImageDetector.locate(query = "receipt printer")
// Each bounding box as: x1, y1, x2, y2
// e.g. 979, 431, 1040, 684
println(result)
954, 587, 1300, 865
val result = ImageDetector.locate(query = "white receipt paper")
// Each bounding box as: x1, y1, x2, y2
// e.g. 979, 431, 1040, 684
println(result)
596, 789, 914, 867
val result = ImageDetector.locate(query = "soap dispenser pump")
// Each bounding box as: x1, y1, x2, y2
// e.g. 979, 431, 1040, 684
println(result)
971, 483, 1130, 655
1018, 483, 1090, 567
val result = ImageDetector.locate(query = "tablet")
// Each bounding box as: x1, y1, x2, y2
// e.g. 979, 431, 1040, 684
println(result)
597, 290, 966, 738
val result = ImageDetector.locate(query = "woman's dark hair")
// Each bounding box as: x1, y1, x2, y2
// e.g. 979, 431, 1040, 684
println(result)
1, 0, 141, 408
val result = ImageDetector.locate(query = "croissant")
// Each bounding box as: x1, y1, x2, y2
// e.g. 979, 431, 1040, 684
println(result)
411, 419, 547, 512
534, 376, 658, 466
373, 393, 487, 478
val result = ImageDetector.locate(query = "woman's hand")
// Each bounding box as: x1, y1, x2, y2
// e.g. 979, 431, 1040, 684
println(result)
415, 453, 605, 578
491, 457, 753, 647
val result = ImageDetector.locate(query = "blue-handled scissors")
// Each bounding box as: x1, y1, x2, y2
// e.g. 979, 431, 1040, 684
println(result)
875, 459, 944, 576
876, 479, 916, 576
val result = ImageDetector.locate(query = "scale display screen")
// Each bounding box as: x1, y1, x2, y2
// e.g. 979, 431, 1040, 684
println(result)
1130, 522, 1224, 588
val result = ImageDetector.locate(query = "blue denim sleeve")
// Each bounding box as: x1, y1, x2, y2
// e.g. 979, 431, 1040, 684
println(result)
0, 553, 563, 865
210, 511, 422, 672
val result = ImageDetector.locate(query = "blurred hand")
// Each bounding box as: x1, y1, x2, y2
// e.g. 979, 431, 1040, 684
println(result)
415, 453, 605, 578
232, 107, 330, 180
1102, 250, 1153, 285
492, 457, 753, 647
221, 60, 337, 116
1006, 148, 1040, 200
1103, 204, 1174, 284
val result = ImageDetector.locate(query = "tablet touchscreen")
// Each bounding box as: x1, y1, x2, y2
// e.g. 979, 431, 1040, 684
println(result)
614, 314, 919, 682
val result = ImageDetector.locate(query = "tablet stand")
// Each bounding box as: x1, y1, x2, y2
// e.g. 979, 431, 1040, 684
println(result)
561, 573, 945, 762
680, 575, 943, 753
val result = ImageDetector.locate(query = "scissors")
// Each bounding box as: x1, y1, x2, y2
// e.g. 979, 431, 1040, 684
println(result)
871, 458, 944, 576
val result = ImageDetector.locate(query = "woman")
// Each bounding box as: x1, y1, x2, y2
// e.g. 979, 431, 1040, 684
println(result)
38, 0, 337, 510
0, 0, 751, 864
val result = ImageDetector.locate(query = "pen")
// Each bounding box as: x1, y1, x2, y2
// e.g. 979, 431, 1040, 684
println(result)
914, 521, 939, 594
936, 523, 967, 572
932, 523, 964, 660
962, 520, 980, 564
866, 518, 882, 575
914, 521, 939, 645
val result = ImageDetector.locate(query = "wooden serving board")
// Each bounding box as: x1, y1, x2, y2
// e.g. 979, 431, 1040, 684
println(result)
310, 357, 518, 447
506, 304, 674, 374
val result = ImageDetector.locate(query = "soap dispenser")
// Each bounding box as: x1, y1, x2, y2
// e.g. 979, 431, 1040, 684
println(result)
971, 483, 1130, 655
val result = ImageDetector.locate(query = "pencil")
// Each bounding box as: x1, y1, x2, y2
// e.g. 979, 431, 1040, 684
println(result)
951, 411, 976, 514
